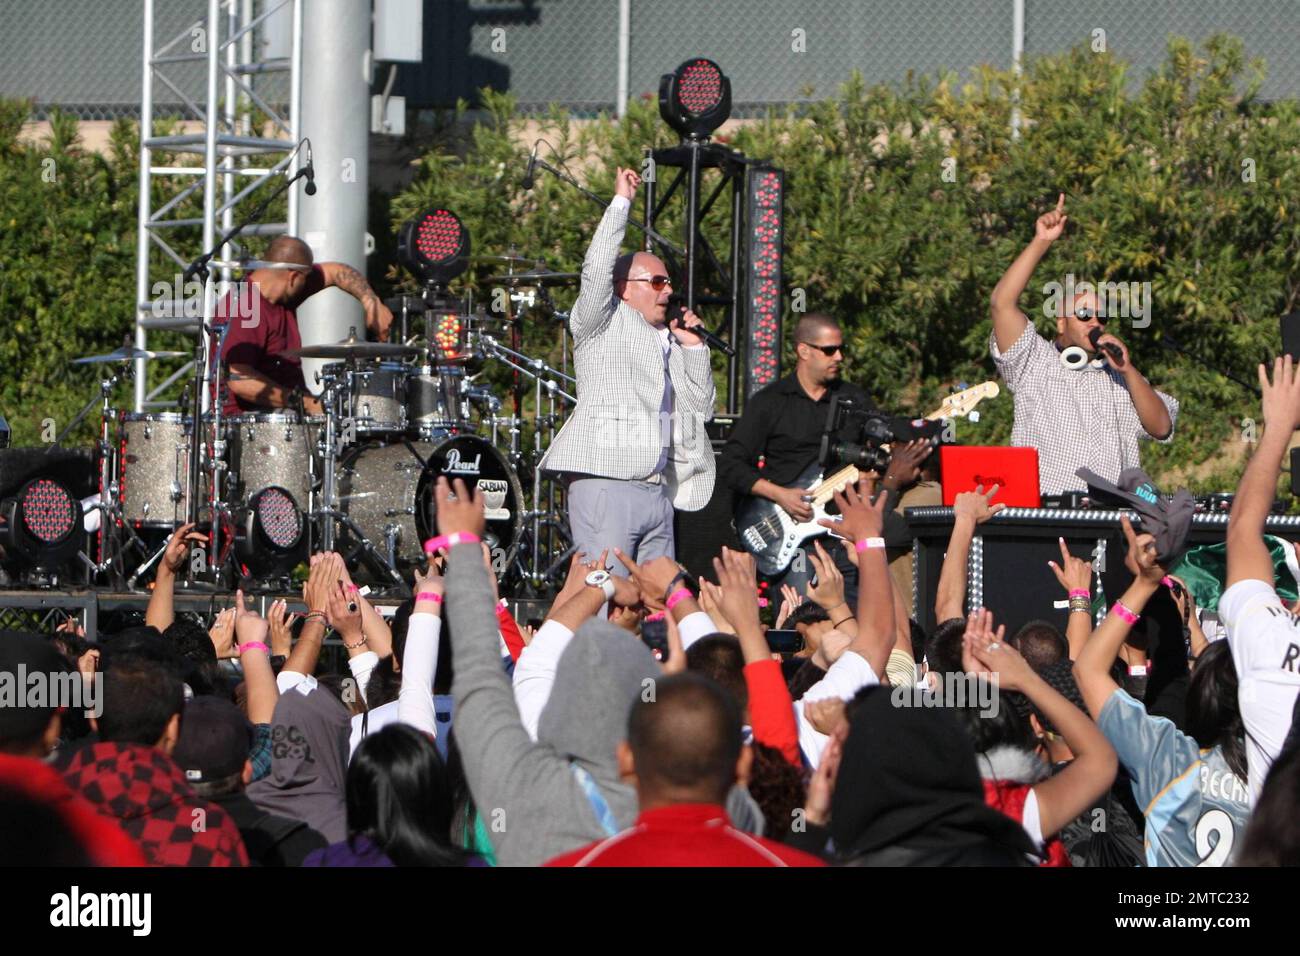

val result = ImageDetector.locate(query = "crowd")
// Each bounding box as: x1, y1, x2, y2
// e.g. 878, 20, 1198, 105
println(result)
4, 359, 1300, 867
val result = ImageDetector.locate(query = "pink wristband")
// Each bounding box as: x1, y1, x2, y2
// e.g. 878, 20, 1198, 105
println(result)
1111, 602, 1140, 626
1161, 576, 1175, 589
238, 641, 270, 655
644, 611, 666, 622
415, 591, 443, 604
665, 588, 693, 610
423, 532, 482, 554
854, 537, 886, 553
1068, 589, 1090, 599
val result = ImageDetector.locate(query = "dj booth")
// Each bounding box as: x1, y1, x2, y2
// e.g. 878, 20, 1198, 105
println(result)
906, 505, 1300, 637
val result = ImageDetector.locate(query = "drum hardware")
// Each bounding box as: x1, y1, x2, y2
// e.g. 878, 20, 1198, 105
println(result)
482, 270, 579, 287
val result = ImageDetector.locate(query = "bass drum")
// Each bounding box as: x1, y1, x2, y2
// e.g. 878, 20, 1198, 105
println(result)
338, 434, 523, 581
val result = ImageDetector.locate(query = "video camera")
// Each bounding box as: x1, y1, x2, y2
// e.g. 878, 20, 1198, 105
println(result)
817, 395, 942, 474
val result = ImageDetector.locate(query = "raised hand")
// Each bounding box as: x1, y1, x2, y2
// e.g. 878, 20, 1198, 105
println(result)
1120, 514, 1165, 584
325, 578, 364, 643
433, 477, 487, 541
698, 580, 737, 635
710, 547, 763, 635
1258, 355, 1300, 432
303, 552, 336, 614
817, 477, 887, 544
615, 550, 687, 612
413, 559, 444, 611
233, 589, 270, 649
803, 733, 842, 828
952, 483, 1004, 525
209, 606, 238, 659
1035, 192, 1068, 243
160, 522, 208, 576
267, 599, 297, 657
881, 439, 930, 492
803, 697, 846, 737
1047, 536, 1092, 595
614, 166, 641, 201
805, 540, 846, 613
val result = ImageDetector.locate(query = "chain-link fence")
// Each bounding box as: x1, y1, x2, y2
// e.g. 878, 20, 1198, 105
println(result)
1, 1, 1297, 120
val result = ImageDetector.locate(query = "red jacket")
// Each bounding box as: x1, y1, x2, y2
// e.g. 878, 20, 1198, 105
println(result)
544, 803, 826, 867
983, 779, 1071, 868
62, 741, 248, 867
743, 659, 801, 767
0, 754, 147, 866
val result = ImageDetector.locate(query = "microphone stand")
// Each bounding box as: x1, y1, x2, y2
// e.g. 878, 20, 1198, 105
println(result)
180, 163, 315, 587
532, 158, 686, 261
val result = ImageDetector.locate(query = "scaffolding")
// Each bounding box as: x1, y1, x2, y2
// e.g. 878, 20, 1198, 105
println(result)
133, 0, 303, 411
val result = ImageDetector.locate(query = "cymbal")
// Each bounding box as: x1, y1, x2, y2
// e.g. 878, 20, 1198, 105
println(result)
472, 253, 542, 267
279, 342, 423, 360
483, 270, 578, 287
72, 345, 188, 364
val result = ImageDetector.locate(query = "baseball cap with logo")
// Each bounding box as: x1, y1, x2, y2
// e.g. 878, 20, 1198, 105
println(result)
1075, 466, 1195, 567
172, 695, 253, 784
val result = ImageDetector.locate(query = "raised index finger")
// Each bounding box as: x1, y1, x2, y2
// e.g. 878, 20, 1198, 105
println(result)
1056, 192, 1065, 212
613, 547, 641, 576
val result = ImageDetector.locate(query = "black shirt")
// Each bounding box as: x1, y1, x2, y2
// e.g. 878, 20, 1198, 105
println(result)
215, 790, 328, 867
718, 373, 878, 496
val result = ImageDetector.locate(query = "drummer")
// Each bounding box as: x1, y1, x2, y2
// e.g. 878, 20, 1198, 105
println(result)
217, 236, 393, 416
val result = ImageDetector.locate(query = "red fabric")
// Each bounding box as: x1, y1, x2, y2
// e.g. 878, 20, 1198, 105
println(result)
544, 803, 825, 867
0, 754, 147, 866
497, 602, 526, 662
215, 266, 326, 415
982, 779, 1071, 868
62, 741, 248, 867
742, 659, 801, 767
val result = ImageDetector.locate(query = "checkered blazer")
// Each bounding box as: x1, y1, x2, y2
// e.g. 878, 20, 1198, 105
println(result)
539, 199, 717, 511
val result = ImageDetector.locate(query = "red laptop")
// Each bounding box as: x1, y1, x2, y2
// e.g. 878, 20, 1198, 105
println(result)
939, 446, 1041, 508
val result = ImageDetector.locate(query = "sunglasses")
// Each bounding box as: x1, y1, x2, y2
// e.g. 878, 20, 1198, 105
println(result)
626, 275, 673, 291
800, 342, 844, 357
1072, 307, 1109, 324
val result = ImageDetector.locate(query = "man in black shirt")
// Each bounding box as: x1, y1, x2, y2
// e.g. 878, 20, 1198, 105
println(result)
719, 313, 923, 601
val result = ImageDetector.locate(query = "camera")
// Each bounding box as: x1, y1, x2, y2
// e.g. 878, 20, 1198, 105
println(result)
818, 395, 943, 475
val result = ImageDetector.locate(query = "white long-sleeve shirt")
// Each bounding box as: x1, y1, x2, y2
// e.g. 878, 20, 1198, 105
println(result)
513, 610, 719, 741
793, 650, 879, 769
347, 613, 441, 758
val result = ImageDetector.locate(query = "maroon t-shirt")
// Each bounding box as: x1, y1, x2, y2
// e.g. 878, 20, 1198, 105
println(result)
215, 266, 326, 415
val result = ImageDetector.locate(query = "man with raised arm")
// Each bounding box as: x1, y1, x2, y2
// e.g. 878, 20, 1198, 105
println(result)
989, 194, 1177, 495
1223, 356, 1300, 799
539, 167, 717, 572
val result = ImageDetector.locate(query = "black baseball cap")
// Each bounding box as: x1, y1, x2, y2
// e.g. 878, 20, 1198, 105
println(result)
173, 695, 253, 784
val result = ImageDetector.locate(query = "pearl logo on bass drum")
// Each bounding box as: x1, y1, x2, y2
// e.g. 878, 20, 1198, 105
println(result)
444, 447, 482, 475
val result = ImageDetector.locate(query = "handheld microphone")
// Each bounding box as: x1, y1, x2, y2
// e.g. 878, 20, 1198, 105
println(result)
667, 299, 736, 356
1089, 327, 1123, 364
522, 141, 539, 190
303, 139, 317, 196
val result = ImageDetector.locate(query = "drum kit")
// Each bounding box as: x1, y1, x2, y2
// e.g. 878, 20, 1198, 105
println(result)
69, 261, 582, 596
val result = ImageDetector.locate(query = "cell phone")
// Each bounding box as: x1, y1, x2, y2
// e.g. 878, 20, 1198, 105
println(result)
641, 618, 669, 659
765, 629, 803, 654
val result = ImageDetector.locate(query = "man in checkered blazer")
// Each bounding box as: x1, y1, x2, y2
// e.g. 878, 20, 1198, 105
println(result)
989, 194, 1178, 496
540, 167, 717, 572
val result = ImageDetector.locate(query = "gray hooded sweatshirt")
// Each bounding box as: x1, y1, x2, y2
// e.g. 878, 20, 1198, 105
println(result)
446, 546, 655, 866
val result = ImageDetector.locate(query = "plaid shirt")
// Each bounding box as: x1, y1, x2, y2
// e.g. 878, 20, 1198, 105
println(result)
990, 321, 1178, 495
249, 723, 273, 784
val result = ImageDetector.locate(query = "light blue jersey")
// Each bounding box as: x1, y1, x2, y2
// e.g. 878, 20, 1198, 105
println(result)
1098, 689, 1251, 867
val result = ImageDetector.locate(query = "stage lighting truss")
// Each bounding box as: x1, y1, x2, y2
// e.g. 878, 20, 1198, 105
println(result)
1, 476, 82, 571
398, 208, 471, 285
659, 58, 732, 141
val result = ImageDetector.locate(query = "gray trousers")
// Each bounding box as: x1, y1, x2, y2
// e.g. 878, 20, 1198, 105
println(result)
567, 477, 675, 577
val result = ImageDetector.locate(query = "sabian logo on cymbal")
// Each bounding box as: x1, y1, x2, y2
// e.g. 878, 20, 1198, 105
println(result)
444, 448, 482, 475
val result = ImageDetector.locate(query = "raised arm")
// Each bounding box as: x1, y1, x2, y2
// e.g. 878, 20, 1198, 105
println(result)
967, 609, 1117, 841
145, 523, 207, 632
1047, 536, 1097, 660
396, 563, 444, 739
233, 590, 279, 725
818, 479, 895, 678
935, 485, 1004, 623
317, 261, 393, 341
569, 167, 638, 342
990, 193, 1066, 353
1227, 356, 1300, 589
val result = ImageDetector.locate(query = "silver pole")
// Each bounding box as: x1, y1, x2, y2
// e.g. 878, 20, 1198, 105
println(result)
288, 0, 304, 235
1011, 0, 1025, 140
134, 0, 156, 412
296, 0, 371, 395
616, 0, 631, 119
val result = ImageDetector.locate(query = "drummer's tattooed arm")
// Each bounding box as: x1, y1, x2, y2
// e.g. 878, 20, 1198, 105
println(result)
319, 262, 394, 341
227, 363, 302, 410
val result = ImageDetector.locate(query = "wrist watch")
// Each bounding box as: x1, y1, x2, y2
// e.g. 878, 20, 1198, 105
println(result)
585, 569, 616, 601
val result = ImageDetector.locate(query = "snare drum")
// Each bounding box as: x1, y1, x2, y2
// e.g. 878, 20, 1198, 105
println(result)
347, 361, 410, 436
407, 365, 468, 437
117, 412, 192, 527
226, 412, 314, 512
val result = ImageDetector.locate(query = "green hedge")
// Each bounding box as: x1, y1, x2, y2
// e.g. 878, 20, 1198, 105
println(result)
4, 36, 1299, 497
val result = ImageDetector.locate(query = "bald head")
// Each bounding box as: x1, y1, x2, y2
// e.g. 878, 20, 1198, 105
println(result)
792, 312, 845, 385
614, 252, 672, 326
626, 673, 742, 805
793, 312, 840, 343
265, 235, 313, 268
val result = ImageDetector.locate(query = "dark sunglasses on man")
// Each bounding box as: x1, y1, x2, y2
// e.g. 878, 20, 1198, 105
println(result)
1072, 306, 1109, 325
626, 274, 673, 291
800, 341, 844, 357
